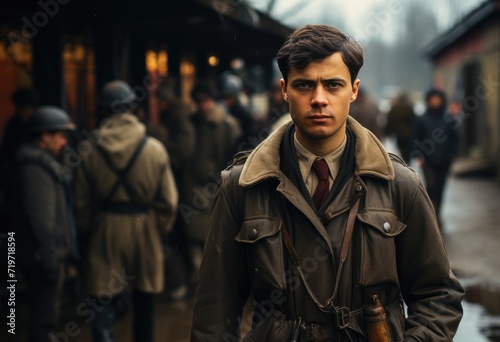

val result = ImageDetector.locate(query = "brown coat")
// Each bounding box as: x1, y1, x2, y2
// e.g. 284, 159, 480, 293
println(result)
191, 117, 463, 341
74, 113, 178, 295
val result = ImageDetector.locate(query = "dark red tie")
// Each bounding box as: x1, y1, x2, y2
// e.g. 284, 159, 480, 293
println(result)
312, 159, 330, 210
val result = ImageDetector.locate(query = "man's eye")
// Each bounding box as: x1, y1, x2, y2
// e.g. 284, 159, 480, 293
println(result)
297, 82, 310, 89
327, 82, 340, 88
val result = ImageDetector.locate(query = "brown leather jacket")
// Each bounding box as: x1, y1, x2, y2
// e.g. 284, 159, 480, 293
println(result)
191, 117, 464, 342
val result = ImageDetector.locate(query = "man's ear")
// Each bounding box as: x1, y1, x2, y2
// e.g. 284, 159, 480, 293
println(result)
280, 78, 288, 102
350, 79, 361, 102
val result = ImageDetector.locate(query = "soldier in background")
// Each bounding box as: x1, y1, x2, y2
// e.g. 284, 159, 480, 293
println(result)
385, 91, 416, 163
349, 86, 384, 140
219, 72, 261, 150
74, 80, 178, 342
12, 106, 77, 342
147, 79, 196, 301
265, 79, 289, 129
183, 80, 240, 279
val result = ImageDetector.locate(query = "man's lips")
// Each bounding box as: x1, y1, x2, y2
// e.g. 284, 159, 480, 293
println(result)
307, 114, 333, 121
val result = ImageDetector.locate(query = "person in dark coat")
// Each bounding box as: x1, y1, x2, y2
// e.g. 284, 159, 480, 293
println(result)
146, 80, 196, 301
12, 106, 77, 342
385, 91, 416, 162
0, 87, 39, 235
191, 24, 463, 342
412, 88, 460, 224
184, 80, 241, 278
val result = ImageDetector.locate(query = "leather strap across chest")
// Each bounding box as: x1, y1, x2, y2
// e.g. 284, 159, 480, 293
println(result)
280, 196, 361, 314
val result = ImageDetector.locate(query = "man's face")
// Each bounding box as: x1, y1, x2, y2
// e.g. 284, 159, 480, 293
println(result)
427, 94, 443, 111
40, 131, 68, 157
281, 52, 359, 154
195, 94, 215, 116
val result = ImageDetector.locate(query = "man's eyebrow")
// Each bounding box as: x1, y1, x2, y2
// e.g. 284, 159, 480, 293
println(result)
322, 77, 347, 84
290, 78, 313, 84
290, 77, 347, 84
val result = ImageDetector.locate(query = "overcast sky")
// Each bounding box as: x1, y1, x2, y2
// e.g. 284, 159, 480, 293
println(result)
249, 0, 485, 43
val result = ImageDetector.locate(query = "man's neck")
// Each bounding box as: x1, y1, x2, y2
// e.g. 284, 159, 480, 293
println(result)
295, 127, 346, 157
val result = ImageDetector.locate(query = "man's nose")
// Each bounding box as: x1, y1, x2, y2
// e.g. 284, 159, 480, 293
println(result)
311, 86, 328, 107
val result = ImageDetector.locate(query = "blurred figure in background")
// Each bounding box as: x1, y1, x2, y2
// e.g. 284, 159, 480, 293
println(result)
219, 72, 262, 150
184, 80, 240, 279
412, 88, 460, 225
265, 79, 289, 129
1, 87, 40, 164
147, 78, 196, 301
12, 106, 77, 342
385, 91, 416, 162
0, 87, 39, 231
74, 80, 178, 342
147, 78, 196, 175
349, 86, 384, 140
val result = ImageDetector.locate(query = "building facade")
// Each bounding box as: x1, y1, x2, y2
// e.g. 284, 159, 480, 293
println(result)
425, 0, 500, 182
0, 0, 292, 131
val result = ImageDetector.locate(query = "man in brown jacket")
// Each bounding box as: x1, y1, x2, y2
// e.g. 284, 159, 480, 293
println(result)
74, 80, 178, 342
191, 25, 464, 342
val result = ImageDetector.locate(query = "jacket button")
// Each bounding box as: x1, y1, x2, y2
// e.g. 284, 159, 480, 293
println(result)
254, 267, 259, 275
383, 222, 391, 232
248, 228, 258, 240
356, 185, 362, 192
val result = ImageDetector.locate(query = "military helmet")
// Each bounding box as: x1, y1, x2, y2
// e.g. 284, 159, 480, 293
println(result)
98, 80, 136, 110
26, 106, 76, 132
219, 73, 243, 97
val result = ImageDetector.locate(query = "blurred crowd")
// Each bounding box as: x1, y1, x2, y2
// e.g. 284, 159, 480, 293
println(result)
0, 71, 461, 341
0, 71, 290, 342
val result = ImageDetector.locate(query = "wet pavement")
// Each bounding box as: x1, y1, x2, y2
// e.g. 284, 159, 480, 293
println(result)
440, 175, 500, 342
2, 143, 500, 341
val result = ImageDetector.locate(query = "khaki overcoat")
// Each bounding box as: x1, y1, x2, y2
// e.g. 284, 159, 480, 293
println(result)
74, 113, 178, 295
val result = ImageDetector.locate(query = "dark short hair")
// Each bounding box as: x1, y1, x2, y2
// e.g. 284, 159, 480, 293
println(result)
277, 24, 364, 85
191, 80, 219, 100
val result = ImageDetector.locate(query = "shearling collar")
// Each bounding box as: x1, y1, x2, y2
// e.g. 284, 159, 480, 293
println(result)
239, 116, 394, 187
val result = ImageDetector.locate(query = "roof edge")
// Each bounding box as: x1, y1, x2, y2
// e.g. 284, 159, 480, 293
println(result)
423, 0, 500, 59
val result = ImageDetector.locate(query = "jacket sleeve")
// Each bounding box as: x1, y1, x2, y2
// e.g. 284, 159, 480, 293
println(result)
191, 166, 251, 341
396, 173, 464, 341
19, 163, 59, 270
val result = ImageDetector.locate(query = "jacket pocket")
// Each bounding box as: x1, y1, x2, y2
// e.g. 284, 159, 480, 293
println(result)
235, 217, 286, 290
357, 210, 406, 286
